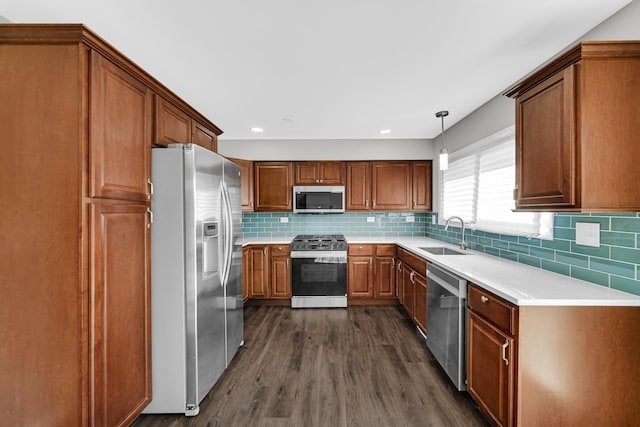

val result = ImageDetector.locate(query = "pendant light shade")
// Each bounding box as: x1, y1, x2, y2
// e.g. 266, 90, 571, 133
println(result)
435, 110, 449, 171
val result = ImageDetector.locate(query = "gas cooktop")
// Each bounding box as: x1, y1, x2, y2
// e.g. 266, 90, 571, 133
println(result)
291, 234, 347, 251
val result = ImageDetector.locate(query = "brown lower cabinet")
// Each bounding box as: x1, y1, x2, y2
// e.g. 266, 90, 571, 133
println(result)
243, 244, 291, 299
467, 283, 640, 426
396, 248, 427, 333
348, 244, 397, 302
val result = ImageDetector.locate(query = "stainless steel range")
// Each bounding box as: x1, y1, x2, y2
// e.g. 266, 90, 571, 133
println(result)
290, 234, 347, 308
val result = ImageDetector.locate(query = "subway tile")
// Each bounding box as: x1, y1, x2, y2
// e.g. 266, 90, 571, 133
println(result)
518, 236, 541, 246
610, 247, 640, 264
554, 214, 571, 227
589, 257, 635, 279
554, 227, 576, 240
600, 231, 636, 248
492, 240, 510, 250
518, 254, 541, 268
529, 246, 555, 260
569, 242, 609, 258
556, 251, 589, 268
570, 267, 609, 287
500, 234, 519, 243
499, 250, 517, 262
611, 217, 640, 233
541, 260, 571, 276
479, 237, 492, 246
484, 247, 500, 257
509, 243, 530, 254
542, 238, 571, 252
610, 276, 640, 296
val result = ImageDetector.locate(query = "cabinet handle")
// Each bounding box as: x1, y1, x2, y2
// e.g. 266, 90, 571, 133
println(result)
147, 207, 153, 228
287, 258, 289, 268
480, 296, 489, 303
264, 247, 268, 256
410, 271, 415, 283
147, 178, 153, 200
365, 200, 368, 208
502, 340, 509, 366
392, 259, 395, 268
320, 179, 323, 183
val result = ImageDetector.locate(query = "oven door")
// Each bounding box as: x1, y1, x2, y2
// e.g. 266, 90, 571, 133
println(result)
291, 251, 347, 296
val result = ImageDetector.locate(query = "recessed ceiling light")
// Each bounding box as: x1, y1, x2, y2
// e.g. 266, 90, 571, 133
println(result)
379, 129, 391, 134
251, 127, 263, 133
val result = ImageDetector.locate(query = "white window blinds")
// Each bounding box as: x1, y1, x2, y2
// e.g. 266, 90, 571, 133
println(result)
440, 128, 552, 240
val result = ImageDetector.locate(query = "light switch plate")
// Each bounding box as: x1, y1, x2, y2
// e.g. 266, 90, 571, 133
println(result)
367, 217, 375, 223
576, 222, 600, 247
279, 217, 289, 223
406, 216, 415, 223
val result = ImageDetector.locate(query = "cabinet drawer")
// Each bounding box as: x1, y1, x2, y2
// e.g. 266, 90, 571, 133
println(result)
376, 244, 396, 257
269, 244, 290, 256
468, 283, 517, 335
348, 244, 375, 256
397, 248, 426, 274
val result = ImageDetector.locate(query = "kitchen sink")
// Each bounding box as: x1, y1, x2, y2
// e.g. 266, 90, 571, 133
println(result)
418, 247, 469, 255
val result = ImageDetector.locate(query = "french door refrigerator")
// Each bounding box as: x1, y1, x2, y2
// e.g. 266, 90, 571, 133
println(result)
143, 144, 243, 416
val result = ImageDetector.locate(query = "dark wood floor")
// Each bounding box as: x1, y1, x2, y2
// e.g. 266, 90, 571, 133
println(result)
134, 305, 489, 427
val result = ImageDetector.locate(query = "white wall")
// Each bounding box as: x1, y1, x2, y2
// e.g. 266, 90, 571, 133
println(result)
0, 14, 11, 23
219, 138, 434, 161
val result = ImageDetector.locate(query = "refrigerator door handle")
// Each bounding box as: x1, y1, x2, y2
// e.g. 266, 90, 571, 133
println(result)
221, 182, 233, 287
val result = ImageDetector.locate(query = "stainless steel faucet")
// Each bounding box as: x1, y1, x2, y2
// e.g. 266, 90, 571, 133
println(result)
445, 216, 468, 250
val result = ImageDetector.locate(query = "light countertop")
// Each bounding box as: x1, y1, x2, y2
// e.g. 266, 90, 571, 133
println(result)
242, 235, 640, 307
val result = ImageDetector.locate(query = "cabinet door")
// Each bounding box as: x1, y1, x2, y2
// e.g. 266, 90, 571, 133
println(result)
371, 161, 412, 210
347, 256, 373, 297
247, 246, 270, 298
242, 247, 250, 301
270, 256, 291, 298
90, 53, 151, 202
192, 120, 218, 152
90, 202, 151, 426
319, 161, 346, 185
374, 256, 396, 298
154, 96, 191, 146
254, 162, 293, 211
413, 272, 427, 333
467, 311, 515, 427
515, 66, 576, 208
396, 261, 404, 305
346, 161, 370, 211
412, 161, 432, 211
402, 267, 415, 316
233, 159, 254, 212
294, 162, 320, 184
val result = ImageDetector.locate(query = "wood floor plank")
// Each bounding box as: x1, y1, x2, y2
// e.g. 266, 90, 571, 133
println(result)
134, 306, 488, 427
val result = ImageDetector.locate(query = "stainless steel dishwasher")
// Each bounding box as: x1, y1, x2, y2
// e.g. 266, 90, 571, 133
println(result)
425, 262, 468, 391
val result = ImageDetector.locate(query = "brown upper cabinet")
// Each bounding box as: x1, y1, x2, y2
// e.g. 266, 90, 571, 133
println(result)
154, 96, 220, 151
505, 41, 640, 211
230, 158, 255, 212
345, 161, 432, 212
294, 161, 346, 185
254, 162, 293, 211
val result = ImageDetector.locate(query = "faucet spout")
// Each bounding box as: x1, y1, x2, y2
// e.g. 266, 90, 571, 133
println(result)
444, 216, 468, 250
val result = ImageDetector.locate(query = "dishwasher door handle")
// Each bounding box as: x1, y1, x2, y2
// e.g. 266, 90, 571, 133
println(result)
426, 270, 461, 297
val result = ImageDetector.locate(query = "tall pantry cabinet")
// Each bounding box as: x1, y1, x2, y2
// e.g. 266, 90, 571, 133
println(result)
0, 25, 222, 426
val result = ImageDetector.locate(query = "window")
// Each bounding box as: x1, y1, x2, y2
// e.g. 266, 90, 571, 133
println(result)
439, 127, 553, 239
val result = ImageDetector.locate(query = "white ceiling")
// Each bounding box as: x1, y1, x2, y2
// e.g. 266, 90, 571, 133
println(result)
0, 0, 633, 140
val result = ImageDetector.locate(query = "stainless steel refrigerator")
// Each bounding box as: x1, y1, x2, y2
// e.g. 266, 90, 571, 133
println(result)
143, 144, 243, 416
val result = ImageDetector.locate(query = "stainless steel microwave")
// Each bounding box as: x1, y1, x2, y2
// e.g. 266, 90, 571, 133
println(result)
293, 186, 345, 214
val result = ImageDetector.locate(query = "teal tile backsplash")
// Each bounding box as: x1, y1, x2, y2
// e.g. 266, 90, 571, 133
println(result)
242, 212, 429, 238
243, 211, 640, 296
426, 212, 640, 296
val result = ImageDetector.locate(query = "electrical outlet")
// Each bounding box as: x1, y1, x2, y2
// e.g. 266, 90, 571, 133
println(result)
576, 222, 600, 247
431, 216, 436, 224
367, 217, 375, 223
279, 217, 289, 223
406, 216, 415, 223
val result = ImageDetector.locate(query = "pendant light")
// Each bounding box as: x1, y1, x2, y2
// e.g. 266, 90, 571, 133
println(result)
435, 110, 449, 171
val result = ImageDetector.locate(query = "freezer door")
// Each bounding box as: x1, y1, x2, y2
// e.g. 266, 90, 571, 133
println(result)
184, 144, 227, 408
222, 158, 244, 366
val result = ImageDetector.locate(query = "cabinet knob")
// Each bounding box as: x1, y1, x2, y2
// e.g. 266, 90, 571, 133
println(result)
480, 296, 489, 303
